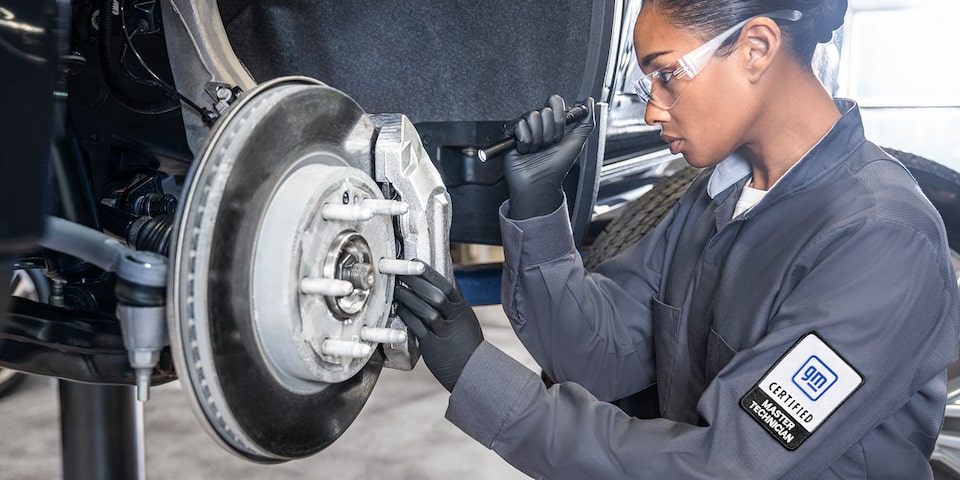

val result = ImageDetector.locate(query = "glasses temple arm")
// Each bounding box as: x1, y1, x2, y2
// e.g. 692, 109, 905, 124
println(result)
677, 9, 802, 79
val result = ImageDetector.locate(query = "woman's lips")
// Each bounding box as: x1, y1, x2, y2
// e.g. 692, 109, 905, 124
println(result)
661, 134, 684, 155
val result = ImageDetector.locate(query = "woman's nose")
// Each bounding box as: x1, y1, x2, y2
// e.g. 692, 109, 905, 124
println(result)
643, 101, 670, 127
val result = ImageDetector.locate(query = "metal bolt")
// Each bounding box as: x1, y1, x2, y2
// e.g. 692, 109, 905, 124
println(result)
378, 259, 426, 276
216, 87, 232, 100
321, 204, 374, 222
360, 326, 407, 344
362, 199, 409, 216
320, 339, 372, 359
128, 350, 158, 402
343, 263, 376, 290
300, 277, 354, 296
162, 194, 178, 214
136, 372, 150, 401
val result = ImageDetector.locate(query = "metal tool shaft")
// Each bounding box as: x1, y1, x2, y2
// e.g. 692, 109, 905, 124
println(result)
477, 104, 590, 162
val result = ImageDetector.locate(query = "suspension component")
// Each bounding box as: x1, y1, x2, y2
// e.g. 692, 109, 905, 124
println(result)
38, 218, 169, 402
127, 214, 174, 254
98, 170, 178, 254
115, 250, 168, 402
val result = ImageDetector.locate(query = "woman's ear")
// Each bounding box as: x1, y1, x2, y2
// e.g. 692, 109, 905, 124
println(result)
740, 17, 783, 83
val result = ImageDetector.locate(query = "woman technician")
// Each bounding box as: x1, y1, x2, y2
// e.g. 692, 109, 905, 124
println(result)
394, 0, 960, 477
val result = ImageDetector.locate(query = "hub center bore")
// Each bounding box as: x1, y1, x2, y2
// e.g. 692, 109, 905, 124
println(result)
325, 232, 375, 319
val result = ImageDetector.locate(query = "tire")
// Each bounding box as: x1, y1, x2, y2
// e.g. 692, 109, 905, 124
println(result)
1, 269, 48, 399
0, 368, 26, 399
583, 166, 701, 270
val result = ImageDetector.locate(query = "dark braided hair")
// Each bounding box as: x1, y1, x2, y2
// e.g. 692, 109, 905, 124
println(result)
642, 0, 847, 67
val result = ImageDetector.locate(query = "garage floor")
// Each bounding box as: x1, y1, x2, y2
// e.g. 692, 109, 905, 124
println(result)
0, 306, 534, 480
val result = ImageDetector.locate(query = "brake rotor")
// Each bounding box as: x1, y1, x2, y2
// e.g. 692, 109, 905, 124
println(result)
168, 77, 405, 462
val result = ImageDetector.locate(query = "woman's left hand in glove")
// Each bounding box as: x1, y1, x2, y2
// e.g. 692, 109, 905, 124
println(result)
394, 262, 484, 392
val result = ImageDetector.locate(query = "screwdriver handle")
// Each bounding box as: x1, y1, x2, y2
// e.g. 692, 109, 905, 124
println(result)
477, 104, 590, 162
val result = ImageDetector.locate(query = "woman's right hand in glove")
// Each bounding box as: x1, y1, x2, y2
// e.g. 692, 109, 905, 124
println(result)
503, 95, 595, 220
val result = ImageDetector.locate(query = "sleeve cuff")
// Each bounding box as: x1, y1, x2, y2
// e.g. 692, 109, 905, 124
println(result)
445, 341, 540, 448
499, 197, 578, 268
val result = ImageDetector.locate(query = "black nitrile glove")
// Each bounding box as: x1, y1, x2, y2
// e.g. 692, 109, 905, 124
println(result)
394, 262, 483, 392
504, 95, 596, 220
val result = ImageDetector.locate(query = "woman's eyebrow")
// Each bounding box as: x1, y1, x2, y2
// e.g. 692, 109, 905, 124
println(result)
639, 50, 673, 70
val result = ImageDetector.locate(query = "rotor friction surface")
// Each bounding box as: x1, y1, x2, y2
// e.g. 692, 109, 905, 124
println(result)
169, 78, 384, 462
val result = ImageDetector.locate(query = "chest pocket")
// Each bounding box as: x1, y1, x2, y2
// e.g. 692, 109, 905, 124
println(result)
651, 295, 682, 414
705, 328, 737, 381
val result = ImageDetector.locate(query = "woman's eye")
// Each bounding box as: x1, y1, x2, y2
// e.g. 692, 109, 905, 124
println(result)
655, 70, 675, 84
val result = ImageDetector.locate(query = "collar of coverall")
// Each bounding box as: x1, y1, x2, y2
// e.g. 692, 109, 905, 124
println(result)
706, 98, 862, 199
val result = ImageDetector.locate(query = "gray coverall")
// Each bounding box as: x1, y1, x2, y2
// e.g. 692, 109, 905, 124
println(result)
444, 100, 960, 479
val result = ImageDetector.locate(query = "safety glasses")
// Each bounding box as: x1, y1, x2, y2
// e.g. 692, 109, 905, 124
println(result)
634, 10, 802, 110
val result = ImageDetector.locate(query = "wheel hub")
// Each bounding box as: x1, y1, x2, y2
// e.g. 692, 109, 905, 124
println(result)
253, 161, 397, 390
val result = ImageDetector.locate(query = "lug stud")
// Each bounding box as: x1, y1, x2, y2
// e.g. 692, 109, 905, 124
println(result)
320, 339, 373, 359
378, 259, 425, 276
360, 326, 408, 344
321, 204, 374, 222
362, 199, 409, 216
300, 277, 354, 296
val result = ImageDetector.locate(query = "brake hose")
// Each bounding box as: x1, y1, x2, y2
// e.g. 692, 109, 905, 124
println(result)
98, 0, 180, 114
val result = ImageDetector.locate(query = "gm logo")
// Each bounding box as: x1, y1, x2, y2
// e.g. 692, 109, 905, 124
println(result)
792, 356, 838, 401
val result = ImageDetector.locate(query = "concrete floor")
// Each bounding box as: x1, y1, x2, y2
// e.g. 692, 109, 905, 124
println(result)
0, 306, 535, 480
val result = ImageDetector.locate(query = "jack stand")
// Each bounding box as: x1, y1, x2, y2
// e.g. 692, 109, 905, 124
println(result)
59, 382, 145, 480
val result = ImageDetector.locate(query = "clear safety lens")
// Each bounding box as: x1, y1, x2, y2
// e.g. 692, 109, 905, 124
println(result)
632, 66, 693, 110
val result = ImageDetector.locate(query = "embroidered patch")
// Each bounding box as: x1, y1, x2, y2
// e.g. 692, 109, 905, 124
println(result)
739, 332, 863, 450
